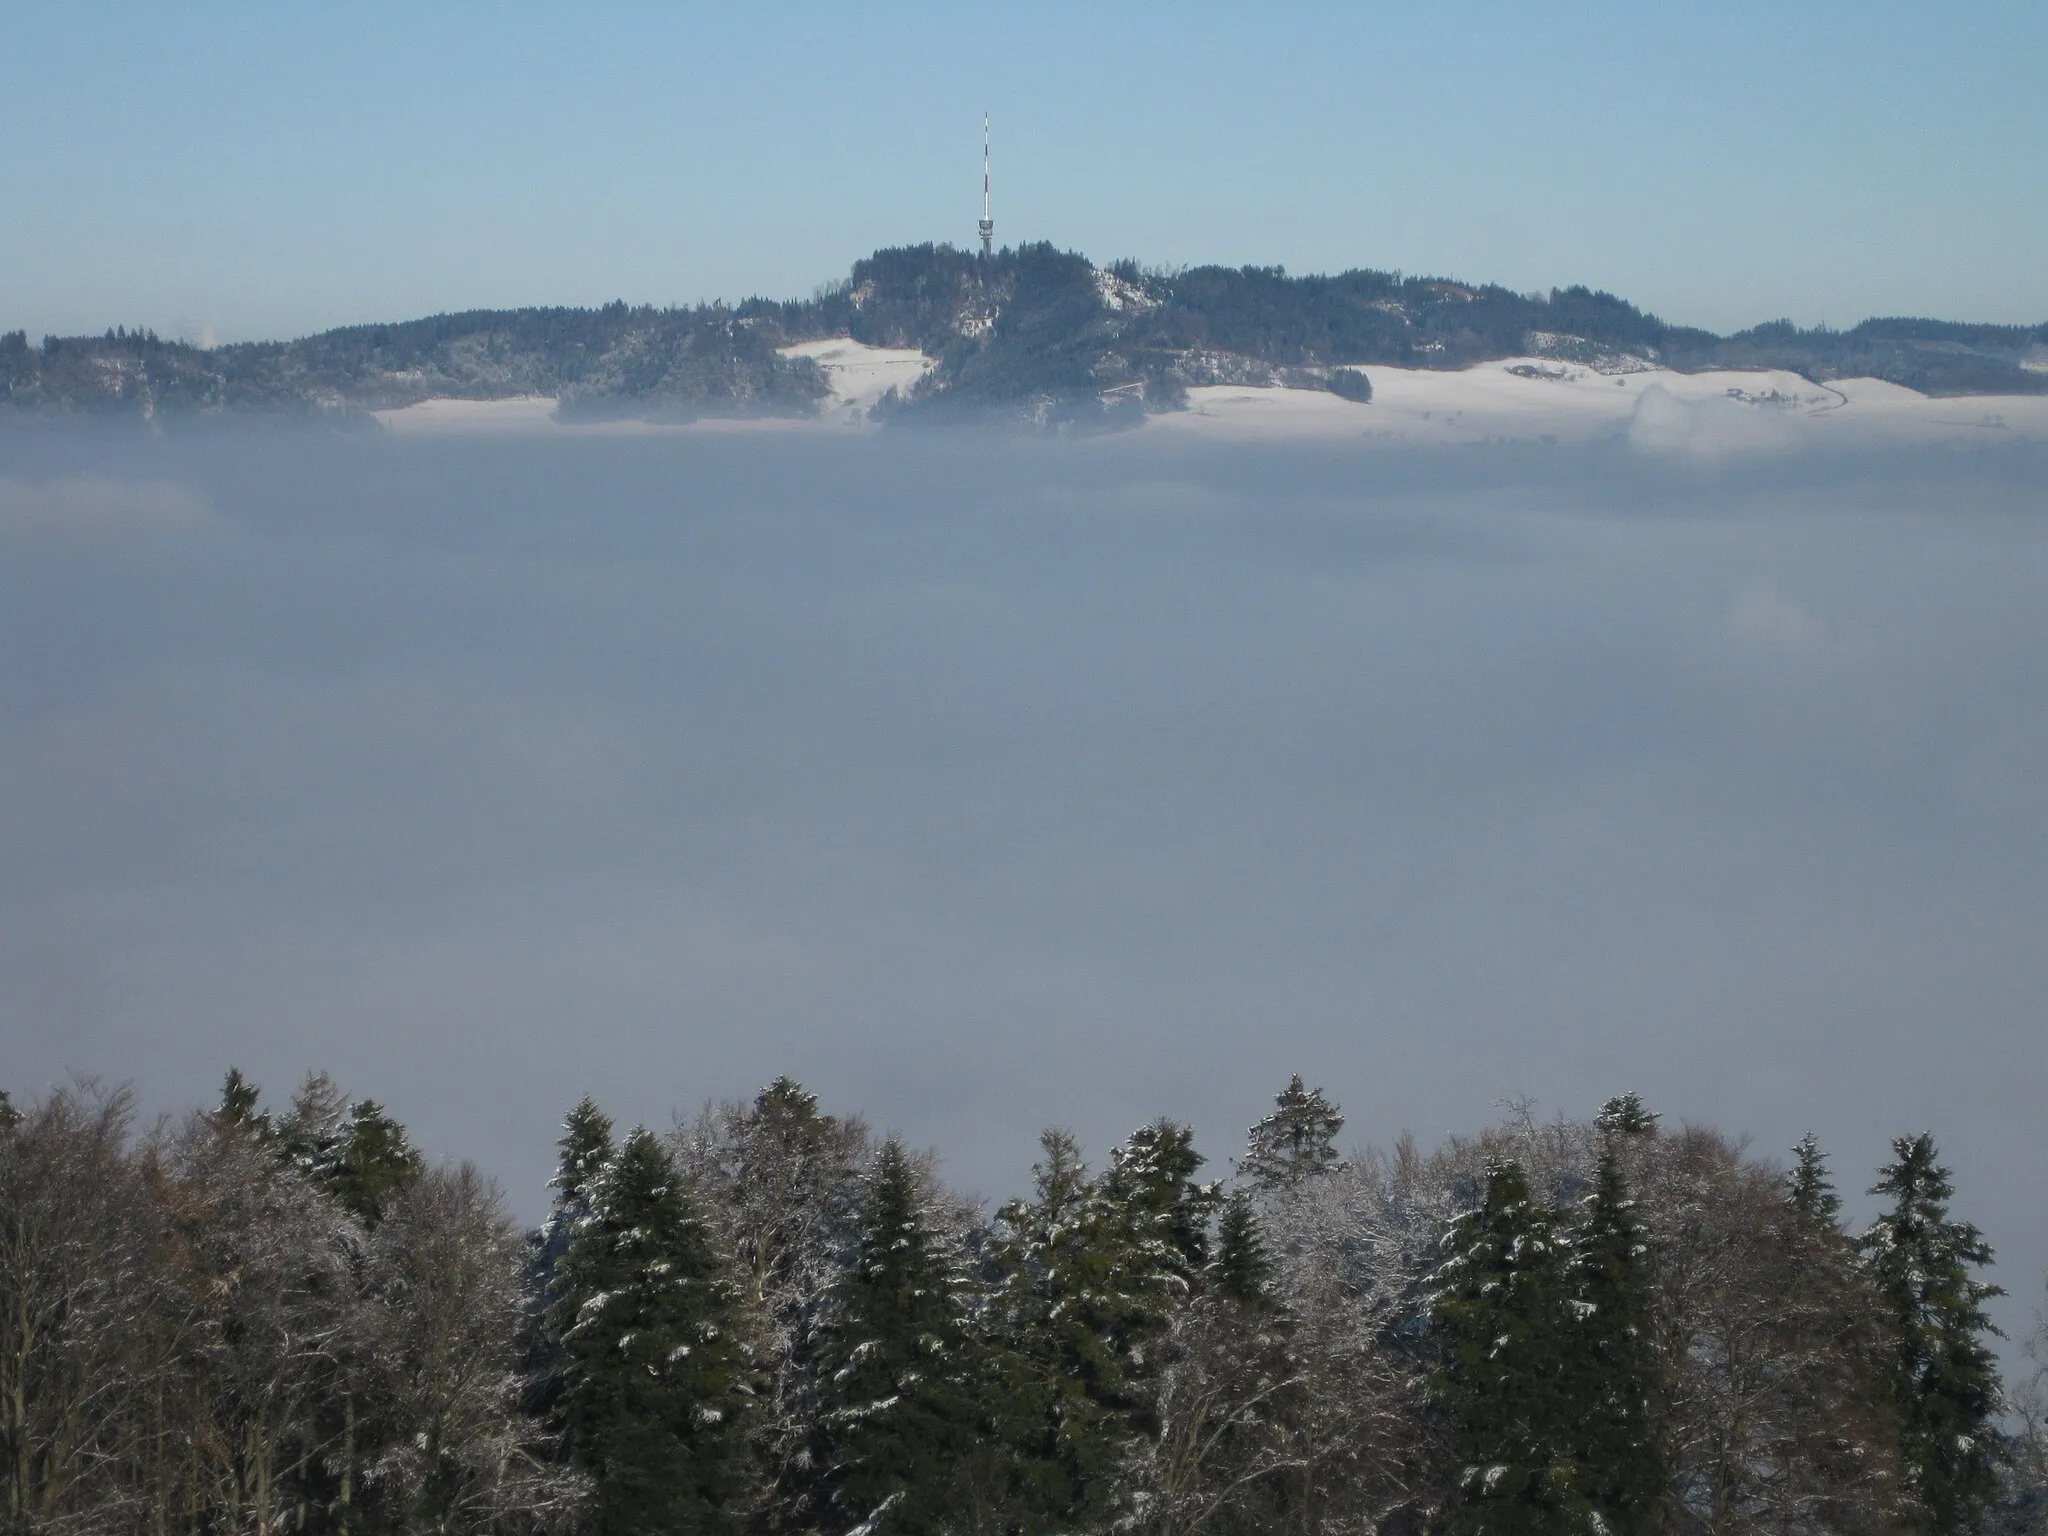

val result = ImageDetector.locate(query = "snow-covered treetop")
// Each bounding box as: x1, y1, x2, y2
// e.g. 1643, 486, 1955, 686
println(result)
1239, 1075, 1347, 1192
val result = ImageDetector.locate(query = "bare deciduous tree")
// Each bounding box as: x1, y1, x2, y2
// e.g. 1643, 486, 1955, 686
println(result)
360, 1163, 585, 1535
0, 1083, 160, 1533
669, 1079, 871, 1528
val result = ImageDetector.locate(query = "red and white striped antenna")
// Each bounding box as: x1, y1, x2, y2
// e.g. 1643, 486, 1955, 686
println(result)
978, 114, 994, 257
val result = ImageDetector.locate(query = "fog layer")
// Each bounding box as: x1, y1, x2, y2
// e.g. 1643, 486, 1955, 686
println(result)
2, 430, 2043, 1325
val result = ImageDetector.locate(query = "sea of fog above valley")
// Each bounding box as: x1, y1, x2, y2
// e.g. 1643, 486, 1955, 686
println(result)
2, 427, 2045, 1339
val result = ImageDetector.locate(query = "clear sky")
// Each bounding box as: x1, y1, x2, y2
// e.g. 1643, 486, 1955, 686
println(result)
4, 1, 2045, 343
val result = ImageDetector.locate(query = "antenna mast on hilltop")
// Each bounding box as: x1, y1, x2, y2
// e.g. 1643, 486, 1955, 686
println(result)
979, 114, 994, 257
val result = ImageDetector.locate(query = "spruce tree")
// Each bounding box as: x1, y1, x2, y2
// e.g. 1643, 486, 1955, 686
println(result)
1239, 1076, 1346, 1191
1567, 1136, 1666, 1536
817, 1139, 973, 1536
1086, 1118, 1227, 1462
528, 1097, 617, 1429
990, 1129, 1143, 1528
1213, 1190, 1276, 1310
215, 1067, 270, 1137
265, 1073, 422, 1227
327, 1100, 424, 1228
1789, 1133, 1843, 1226
1594, 1092, 1658, 1141
1860, 1134, 2005, 1536
1100, 1118, 1220, 1296
549, 1096, 617, 1235
549, 1127, 754, 1536
1429, 1160, 1579, 1536
1771, 1132, 1904, 1536
275, 1070, 349, 1178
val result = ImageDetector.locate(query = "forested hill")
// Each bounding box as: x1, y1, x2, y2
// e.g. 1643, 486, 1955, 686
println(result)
5, 1072, 2042, 1536
6, 242, 2046, 424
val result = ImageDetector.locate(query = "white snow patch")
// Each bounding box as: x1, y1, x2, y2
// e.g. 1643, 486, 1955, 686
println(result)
373, 396, 566, 437
777, 337, 934, 425
1092, 268, 1158, 314
1144, 357, 2048, 452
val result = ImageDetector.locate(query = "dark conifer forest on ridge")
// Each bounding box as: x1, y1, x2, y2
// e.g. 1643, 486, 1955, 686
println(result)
4, 1070, 2043, 1536
5, 243, 2045, 424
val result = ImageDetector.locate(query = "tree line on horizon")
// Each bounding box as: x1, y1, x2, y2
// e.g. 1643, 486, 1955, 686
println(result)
6, 243, 2045, 422
3, 1070, 2043, 1536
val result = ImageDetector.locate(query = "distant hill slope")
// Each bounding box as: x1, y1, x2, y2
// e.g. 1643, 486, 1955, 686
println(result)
6, 243, 2044, 424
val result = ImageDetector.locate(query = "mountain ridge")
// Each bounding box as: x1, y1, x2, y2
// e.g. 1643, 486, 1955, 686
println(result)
7, 242, 2045, 425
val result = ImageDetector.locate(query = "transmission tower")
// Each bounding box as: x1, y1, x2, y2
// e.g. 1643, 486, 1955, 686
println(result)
979, 114, 994, 257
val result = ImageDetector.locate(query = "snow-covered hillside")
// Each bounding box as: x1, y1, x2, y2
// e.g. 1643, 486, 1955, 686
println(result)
1147, 358, 2048, 453
775, 337, 933, 424
374, 347, 2048, 453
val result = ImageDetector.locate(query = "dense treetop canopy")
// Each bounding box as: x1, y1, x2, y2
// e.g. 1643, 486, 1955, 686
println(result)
0, 1068, 2037, 1536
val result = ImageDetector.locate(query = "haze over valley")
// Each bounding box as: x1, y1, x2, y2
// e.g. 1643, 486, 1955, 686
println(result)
6, 430, 2043, 1252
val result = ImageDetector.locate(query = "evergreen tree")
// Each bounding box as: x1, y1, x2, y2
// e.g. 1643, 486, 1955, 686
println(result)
214, 1067, 270, 1137
1101, 1118, 1220, 1295
1594, 1092, 1658, 1142
1763, 1133, 1907, 1536
550, 1096, 617, 1232
990, 1129, 1152, 1528
327, 1100, 424, 1228
1860, 1134, 2006, 1536
265, 1073, 423, 1227
1213, 1190, 1276, 1310
1567, 1137, 1666, 1536
528, 1097, 618, 1426
1239, 1076, 1346, 1191
1789, 1132, 1843, 1226
1429, 1160, 1580, 1536
275, 1070, 349, 1174
549, 1127, 754, 1536
817, 1139, 973, 1536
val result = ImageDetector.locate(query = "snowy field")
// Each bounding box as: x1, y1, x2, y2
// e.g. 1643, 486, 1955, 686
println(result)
1154, 362, 2048, 453
776, 336, 935, 424
372, 340, 2048, 452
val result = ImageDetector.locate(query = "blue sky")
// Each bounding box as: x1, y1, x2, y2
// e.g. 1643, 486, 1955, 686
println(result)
4, 1, 2045, 342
